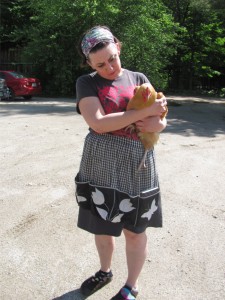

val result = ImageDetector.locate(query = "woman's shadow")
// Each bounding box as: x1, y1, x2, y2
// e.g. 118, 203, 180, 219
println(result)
52, 288, 87, 300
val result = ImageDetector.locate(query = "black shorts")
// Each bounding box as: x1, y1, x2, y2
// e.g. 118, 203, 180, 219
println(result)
77, 206, 162, 237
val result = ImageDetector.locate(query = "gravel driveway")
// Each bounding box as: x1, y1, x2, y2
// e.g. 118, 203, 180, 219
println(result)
0, 96, 225, 300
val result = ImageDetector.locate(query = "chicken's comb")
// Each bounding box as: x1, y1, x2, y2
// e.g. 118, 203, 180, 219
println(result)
142, 87, 151, 102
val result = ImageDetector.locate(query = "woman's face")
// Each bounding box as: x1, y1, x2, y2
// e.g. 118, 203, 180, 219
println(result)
88, 43, 122, 80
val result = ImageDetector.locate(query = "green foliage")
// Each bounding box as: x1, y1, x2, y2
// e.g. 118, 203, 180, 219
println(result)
1, 0, 225, 94
220, 87, 225, 97
162, 0, 225, 90
8, 0, 178, 94
18, 0, 89, 95
111, 0, 179, 89
15, 0, 122, 95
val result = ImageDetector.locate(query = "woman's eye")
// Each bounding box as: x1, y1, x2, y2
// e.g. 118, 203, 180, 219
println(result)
110, 55, 116, 62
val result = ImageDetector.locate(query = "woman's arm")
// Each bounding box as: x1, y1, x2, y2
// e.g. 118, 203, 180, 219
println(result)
135, 116, 167, 133
79, 96, 167, 133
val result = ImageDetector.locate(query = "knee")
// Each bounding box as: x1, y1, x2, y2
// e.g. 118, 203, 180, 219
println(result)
95, 235, 115, 249
123, 230, 147, 248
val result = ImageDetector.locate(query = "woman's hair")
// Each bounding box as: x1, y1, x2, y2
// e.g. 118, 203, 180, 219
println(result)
77, 25, 122, 67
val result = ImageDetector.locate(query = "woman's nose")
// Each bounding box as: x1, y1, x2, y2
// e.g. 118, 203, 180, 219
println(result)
106, 63, 114, 71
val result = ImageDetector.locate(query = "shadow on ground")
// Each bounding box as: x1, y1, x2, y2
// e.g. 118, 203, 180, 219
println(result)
165, 101, 225, 138
52, 288, 87, 300
1, 96, 225, 138
0, 97, 77, 117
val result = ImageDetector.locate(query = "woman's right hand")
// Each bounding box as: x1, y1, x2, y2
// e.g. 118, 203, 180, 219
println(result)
145, 96, 167, 116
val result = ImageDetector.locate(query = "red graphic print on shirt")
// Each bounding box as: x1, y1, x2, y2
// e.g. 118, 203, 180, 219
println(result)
97, 85, 134, 114
97, 85, 139, 140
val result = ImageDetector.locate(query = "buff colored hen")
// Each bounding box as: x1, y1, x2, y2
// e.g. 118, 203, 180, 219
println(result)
126, 83, 168, 171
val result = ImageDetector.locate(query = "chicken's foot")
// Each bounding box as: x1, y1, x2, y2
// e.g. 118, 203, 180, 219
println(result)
137, 150, 148, 171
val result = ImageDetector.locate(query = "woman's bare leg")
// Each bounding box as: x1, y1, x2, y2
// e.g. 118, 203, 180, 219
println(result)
123, 229, 148, 288
95, 235, 115, 272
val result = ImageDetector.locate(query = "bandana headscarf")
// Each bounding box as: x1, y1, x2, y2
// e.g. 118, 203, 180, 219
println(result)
81, 27, 114, 58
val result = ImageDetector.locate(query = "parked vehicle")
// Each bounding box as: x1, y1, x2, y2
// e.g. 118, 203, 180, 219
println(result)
0, 70, 42, 100
0, 77, 10, 101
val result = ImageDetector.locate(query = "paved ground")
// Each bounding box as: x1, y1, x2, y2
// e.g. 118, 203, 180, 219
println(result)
0, 95, 225, 300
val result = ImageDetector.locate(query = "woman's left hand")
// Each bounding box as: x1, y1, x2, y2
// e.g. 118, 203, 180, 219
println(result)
135, 116, 167, 133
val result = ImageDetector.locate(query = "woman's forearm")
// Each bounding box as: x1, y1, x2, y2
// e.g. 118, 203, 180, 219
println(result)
79, 97, 166, 133
88, 109, 152, 133
135, 116, 167, 133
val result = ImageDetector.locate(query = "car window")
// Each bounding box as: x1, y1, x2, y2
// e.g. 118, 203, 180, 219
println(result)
9, 72, 25, 78
0, 72, 6, 79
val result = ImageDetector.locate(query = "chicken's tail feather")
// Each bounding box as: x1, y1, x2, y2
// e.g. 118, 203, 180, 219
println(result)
125, 124, 136, 133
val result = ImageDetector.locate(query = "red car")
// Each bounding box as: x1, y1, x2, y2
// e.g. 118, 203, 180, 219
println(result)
0, 70, 42, 100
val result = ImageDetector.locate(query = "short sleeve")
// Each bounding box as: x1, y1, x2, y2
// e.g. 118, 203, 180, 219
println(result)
136, 72, 150, 85
75, 74, 98, 114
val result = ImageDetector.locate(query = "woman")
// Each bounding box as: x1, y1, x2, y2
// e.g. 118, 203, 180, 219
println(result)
75, 25, 167, 300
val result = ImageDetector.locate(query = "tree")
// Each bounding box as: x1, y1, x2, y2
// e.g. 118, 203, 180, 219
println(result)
111, 0, 179, 90
12, 0, 177, 94
162, 0, 225, 90
4, 0, 224, 94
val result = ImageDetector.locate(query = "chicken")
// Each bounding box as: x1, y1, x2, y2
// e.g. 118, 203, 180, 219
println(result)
126, 83, 168, 171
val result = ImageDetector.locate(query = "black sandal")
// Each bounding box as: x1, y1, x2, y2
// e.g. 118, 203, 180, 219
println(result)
80, 270, 113, 297
110, 285, 138, 299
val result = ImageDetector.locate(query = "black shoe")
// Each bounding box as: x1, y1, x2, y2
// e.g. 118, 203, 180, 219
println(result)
80, 270, 113, 297
110, 285, 138, 300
